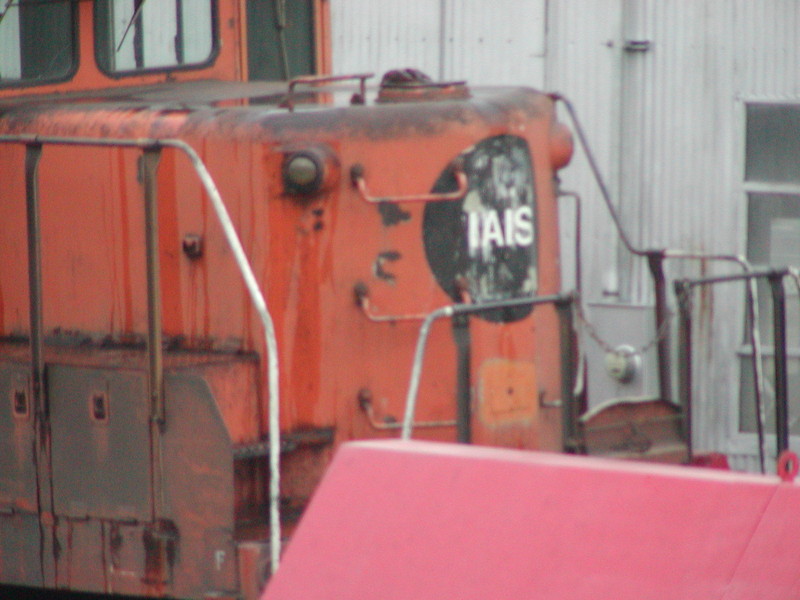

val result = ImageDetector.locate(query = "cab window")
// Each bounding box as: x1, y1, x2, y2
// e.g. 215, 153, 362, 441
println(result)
95, 0, 216, 74
0, 0, 75, 85
246, 0, 315, 80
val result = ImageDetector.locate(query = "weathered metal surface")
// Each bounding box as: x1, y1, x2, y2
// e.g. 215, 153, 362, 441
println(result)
580, 398, 687, 463
0, 4, 572, 597
477, 358, 537, 426
0, 362, 36, 512
0, 80, 566, 430
286, 0, 800, 502
49, 365, 151, 521
0, 512, 42, 587
0, 83, 568, 594
0, 343, 272, 598
263, 440, 800, 600
423, 134, 537, 319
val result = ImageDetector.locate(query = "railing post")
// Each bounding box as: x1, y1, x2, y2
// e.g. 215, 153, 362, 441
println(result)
452, 313, 471, 443
25, 142, 57, 585
556, 296, 582, 453
25, 143, 46, 420
142, 145, 165, 426
768, 272, 789, 455
647, 251, 672, 404
142, 146, 167, 532
674, 281, 693, 459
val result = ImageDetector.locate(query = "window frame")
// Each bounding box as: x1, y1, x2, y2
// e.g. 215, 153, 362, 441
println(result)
93, 0, 220, 79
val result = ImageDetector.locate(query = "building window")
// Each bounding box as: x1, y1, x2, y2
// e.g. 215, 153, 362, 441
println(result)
0, 0, 76, 85
95, 0, 216, 74
746, 104, 800, 185
740, 103, 800, 435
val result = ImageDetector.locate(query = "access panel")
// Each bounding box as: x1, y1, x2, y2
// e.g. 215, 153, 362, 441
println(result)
49, 364, 151, 521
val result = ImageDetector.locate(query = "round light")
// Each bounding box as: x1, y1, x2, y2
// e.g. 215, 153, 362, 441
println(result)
283, 152, 323, 195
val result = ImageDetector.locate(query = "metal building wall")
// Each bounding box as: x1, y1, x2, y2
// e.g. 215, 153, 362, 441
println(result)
547, 2, 744, 466
330, 0, 800, 472
544, 0, 624, 300
331, 0, 443, 79
547, 1, 800, 471
331, 0, 545, 85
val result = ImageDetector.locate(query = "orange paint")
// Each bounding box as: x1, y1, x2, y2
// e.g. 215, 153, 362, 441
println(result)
478, 358, 539, 426
0, 5, 573, 599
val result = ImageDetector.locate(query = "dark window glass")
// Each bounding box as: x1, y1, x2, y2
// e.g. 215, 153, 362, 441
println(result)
246, 0, 315, 81
740, 354, 800, 435
746, 104, 800, 185
745, 193, 800, 347
0, 0, 75, 84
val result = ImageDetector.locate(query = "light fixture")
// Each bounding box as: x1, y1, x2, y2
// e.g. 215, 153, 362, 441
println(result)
282, 146, 338, 196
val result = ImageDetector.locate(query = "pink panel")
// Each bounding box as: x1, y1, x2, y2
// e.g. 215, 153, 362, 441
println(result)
263, 440, 800, 600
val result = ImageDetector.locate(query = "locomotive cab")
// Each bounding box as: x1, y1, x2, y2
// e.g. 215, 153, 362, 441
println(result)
0, 3, 574, 599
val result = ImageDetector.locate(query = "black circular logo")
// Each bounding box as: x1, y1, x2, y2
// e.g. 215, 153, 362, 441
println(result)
423, 135, 536, 323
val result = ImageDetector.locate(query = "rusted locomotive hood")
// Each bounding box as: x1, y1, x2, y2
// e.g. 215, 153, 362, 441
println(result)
0, 72, 574, 600
0, 79, 559, 144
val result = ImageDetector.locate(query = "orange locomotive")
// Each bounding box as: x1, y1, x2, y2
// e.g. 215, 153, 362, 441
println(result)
0, 1, 572, 599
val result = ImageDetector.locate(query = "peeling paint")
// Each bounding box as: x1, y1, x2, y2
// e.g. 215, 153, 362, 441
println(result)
377, 202, 411, 227
373, 251, 402, 282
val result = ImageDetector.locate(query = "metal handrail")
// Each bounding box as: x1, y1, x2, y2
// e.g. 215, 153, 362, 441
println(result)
0, 134, 283, 568
400, 293, 575, 441
551, 94, 768, 445
283, 72, 373, 110
350, 161, 469, 204
675, 267, 796, 472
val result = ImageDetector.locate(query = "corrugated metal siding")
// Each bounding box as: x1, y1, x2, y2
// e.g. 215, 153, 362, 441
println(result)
545, 0, 624, 300
728, 453, 771, 475
331, 0, 546, 85
548, 2, 742, 304
331, 0, 443, 78
547, 0, 800, 469
441, 0, 546, 85
736, 1, 800, 100
617, 2, 738, 296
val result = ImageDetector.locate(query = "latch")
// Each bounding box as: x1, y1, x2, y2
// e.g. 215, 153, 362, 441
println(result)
623, 40, 652, 52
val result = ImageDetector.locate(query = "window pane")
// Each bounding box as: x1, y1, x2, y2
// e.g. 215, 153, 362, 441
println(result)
746, 104, 800, 184
0, 7, 22, 80
745, 193, 800, 347
182, 0, 213, 64
0, 0, 75, 84
742, 107, 800, 438
95, 0, 215, 73
739, 355, 800, 435
741, 193, 800, 435
246, 0, 315, 81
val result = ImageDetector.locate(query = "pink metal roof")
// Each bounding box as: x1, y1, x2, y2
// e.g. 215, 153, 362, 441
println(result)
263, 440, 800, 599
